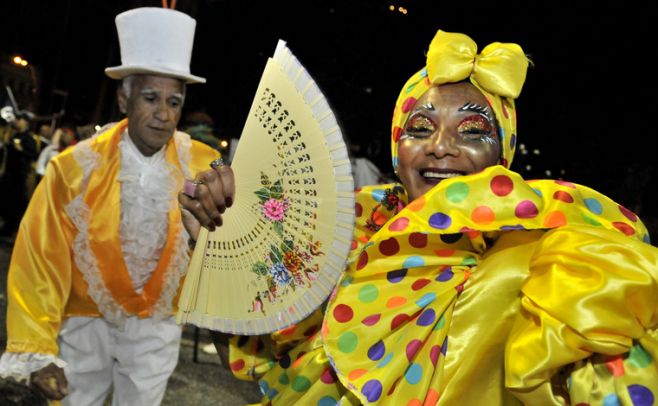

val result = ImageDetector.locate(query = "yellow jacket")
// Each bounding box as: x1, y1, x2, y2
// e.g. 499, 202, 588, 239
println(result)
5, 119, 219, 356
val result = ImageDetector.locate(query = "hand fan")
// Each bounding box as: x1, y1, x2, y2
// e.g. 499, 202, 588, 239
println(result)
176, 40, 355, 335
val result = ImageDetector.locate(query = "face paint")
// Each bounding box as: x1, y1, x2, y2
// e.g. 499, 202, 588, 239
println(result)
396, 82, 502, 201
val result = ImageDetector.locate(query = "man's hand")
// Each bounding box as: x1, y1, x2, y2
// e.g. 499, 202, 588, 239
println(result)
179, 163, 235, 240
30, 362, 68, 400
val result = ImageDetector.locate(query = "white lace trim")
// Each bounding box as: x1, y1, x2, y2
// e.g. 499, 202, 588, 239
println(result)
0, 352, 67, 384
64, 128, 192, 326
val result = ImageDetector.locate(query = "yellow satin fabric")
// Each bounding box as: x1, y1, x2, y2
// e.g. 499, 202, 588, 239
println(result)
322, 166, 657, 405
5, 119, 219, 355
391, 29, 529, 170
230, 166, 658, 405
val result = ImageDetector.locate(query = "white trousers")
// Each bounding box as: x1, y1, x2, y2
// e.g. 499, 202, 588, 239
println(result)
58, 316, 182, 406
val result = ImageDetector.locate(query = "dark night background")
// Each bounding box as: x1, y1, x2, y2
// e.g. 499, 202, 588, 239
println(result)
2, 0, 656, 229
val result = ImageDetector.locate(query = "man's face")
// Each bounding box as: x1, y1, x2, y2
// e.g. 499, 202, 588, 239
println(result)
118, 75, 185, 156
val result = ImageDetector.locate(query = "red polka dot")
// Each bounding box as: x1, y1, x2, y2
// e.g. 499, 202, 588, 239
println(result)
409, 232, 427, 248
379, 237, 400, 256
320, 367, 338, 384
401, 97, 417, 113
391, 314, 410, 330
393, 126, 403, 142
350, 240, 358, 250
619, 205, 638, 222
411, 278, 431, 291
355, 202, 363, 217
435, 249, 455, 257
515, 200, 538, 218
501, 101, 509, 119
554, 180, 576, 188
500, 158, 509, 168
490, 175, 514, 196
471, 206, 495, 224
429, 345, 440, 367
230, 359, 245, 371
388, 377, 401, 396
389, 217, 410, 232
553, 190, 574, 203
604, 356, 624, 377
362, 313, 381, 326
613, 221, 635, 236
279, 325, 297, 336
357, 251, 368, 270
406, 339, 422, 361
333, 304, 354, 323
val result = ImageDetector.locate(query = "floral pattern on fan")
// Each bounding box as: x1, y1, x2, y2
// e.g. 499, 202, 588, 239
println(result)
249, 172, 324, 314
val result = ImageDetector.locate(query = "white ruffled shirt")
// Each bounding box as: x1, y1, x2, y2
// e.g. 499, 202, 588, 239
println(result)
118, 132, 174, 293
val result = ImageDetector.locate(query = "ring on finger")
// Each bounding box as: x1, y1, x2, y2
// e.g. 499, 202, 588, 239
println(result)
210, 157, 225, 170
183, 178, 203, 198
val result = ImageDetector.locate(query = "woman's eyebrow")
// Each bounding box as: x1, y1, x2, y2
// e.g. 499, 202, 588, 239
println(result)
410, 102, 434, 115
458, 102, 492, 120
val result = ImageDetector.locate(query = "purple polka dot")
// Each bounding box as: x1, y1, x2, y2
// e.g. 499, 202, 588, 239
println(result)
515, 200, 538, 218
387, 269, 407, 283
368, 340, 386, 361
362, 379, 383, 402
629, 384, 654, 406
429, 212, 452, 229
417, 308, 436, 326
500, 224, 526, 230
440, 336, 448, 355
436, 268, 454, 282
510, 134, 516, 149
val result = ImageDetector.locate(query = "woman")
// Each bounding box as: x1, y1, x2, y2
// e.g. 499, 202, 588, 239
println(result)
188, 29, 658, 405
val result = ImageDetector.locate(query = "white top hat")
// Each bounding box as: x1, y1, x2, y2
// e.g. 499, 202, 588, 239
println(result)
105, 7, 205, 84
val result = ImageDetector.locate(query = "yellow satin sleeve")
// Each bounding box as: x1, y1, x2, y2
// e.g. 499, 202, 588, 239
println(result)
506, 225, 658, 405
5, 155, 80, 355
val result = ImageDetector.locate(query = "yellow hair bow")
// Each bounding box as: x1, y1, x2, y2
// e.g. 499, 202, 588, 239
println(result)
426, 30, 528, 99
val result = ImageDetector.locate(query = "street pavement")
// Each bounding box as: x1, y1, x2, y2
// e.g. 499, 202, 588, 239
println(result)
0, 237, 262, 405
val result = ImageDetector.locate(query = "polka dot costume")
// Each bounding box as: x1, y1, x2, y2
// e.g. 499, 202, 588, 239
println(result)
323, 165, 658, 405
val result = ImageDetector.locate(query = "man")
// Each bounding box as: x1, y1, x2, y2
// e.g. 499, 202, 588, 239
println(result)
0, 7, 234, 405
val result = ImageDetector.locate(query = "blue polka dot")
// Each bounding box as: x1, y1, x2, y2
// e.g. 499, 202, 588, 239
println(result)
643, 234, 651, 244
392, 156, 398, 167
318, 396, 338, 406
377, 352, 393, 368
603, 393, 620, 406
405, 363, 423, 384
420, 68, 428, 77
532, 188, 543, 197
403, 256, 424, 268
267, 388, 279, 399
340, 275, 353, 287
510, 134, 516, 149
416, 292, 436, 307
584, 198, 603, 215
436, 268, 454, 282
372, 189, 386, 202
628, 384, 654, 406
259, 380, 269, 395
499, 126, 506, 140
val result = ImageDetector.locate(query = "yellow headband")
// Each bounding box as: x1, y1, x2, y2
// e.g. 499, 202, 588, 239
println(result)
391, 30, 529, 171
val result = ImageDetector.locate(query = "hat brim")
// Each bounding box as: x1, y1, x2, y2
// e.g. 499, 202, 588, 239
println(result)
105, 65, 206, 84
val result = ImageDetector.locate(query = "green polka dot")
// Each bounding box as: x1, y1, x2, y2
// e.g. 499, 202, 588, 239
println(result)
582, 214, 602, 226
434, 315, 446, 331
461, 256, 476, 266
446, 182, 469, 203
278, 372, 289, 385
291, 375, 311, 392
338, 332, 358, 353
629, 344, 652, 368
358, 284, 379, 303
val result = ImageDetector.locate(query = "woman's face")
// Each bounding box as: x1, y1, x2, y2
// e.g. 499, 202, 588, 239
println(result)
397, 82, 501, 201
